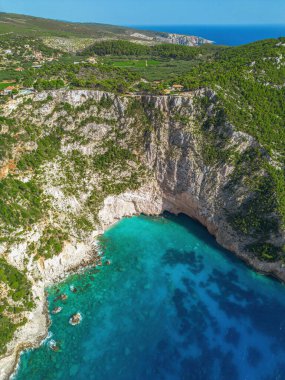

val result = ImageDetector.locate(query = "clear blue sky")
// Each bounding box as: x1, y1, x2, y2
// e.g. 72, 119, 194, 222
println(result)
0, 0, 284, 25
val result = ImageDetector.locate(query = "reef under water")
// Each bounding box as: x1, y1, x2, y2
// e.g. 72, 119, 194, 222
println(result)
15, 214, 285, 380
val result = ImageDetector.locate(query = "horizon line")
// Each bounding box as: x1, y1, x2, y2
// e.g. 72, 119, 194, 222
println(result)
128, 23, 285, 28
1, 12, 285, 28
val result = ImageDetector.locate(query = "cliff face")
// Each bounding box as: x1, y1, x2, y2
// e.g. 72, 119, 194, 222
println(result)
0, 89, 284, 378
2, 89, 284, 279
128, 31, 213, 46
135, 93, 284, 278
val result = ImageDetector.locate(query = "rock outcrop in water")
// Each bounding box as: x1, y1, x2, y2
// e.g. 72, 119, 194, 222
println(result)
0, 89, 284, 379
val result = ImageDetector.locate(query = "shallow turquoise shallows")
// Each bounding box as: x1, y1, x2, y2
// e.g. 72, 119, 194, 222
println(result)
14, 214, 285, 380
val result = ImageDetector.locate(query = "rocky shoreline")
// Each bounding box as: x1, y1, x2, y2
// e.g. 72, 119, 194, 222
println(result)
1, 184, 285, 380
0, 184, 163, 380
0, 243, 98, 380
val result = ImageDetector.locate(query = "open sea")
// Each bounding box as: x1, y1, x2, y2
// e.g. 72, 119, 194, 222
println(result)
131, 25, 285, 46
14, 214, 285, 380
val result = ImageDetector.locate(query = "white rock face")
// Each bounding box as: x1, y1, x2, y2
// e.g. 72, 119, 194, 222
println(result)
155, 33, 213, 46
44, 186, 81, 213
98, 184, 163, 228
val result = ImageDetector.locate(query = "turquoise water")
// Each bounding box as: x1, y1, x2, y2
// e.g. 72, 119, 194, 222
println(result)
15, 214, 285, 380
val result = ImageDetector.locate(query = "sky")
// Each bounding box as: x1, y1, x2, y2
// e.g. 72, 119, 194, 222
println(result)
0, 0, 285, 26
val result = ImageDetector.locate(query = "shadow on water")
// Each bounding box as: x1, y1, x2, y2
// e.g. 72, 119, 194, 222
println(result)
163, 251, 240, 380
164, 211, 285, 287
163, 211, 233, 249
162, 249, 205, 274
225, 327, 240, 345
160, 213, 285, 379
163, 211, 224, 252
205, 267, 285, 343
247, 346, 263, 367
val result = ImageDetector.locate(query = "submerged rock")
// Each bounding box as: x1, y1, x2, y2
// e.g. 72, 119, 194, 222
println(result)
49, 340, 60, 352
69, 313, 82, 326
51, 307, 62, 315
70, 285, 78, 293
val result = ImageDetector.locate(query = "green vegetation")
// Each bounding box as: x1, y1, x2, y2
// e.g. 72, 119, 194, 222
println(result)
223, 146, 284, 260
0, 82, 16, 90
0, 258, 33, 306
34, 79, 65, 91
246, 242, 284, 262
37, 228, 68, 259
171, 40, 285, 255
81, 40, 222, 81
104, 58, 203, 81
0, 177, 43, 229
83, 40, 151, 56
110, 59, 160, 68
0, 12, 164, 40
175, 40, 285, 156
87, 140, 145, 218
75, 216, 94, 232
0, 257, 34, 355
0, 315, 20, 355
194, 100, 232, 165
17, 131, 62, 171
82, 40, 218, 60
0, 120, 17, 160
93, 145, 136, 172
20, 61, 140, 93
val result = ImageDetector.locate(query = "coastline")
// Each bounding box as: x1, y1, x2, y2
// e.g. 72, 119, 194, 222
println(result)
1, 183, 285, 379
2, 81, 285, 377
0, 183, 163, 380
1, 242, 99, 380
131, 24, 285, 46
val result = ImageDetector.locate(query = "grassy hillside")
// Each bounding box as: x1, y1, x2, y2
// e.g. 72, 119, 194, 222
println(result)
0, 12, 215, 55
0, 12, 157, 39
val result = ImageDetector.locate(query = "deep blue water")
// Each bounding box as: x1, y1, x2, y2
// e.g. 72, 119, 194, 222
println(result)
131, 25, 285, 46
15, 214, 285, 380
